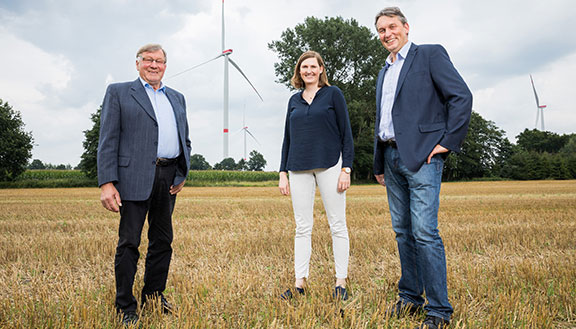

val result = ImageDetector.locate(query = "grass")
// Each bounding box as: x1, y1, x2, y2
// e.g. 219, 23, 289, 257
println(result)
0, 181, 574, 328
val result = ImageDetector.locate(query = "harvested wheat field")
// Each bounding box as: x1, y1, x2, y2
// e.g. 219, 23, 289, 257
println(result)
0, 180, 575, 328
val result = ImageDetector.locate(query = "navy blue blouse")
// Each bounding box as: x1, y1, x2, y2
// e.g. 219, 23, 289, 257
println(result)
280, 85, 354, 172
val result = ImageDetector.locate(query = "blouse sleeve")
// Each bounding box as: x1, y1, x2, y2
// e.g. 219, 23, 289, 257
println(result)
279, 100, 292, 172
332, 87, 354, 169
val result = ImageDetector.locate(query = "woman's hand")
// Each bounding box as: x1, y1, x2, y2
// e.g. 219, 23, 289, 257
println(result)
337, 171, 351, 193
279, 171, 290, 196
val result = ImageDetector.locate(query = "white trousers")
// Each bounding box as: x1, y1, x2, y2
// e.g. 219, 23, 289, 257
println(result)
289, 159, 349, 279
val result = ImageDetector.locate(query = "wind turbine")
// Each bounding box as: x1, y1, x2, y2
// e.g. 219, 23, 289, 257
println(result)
530, 74, 547, 131
237, 106, 261, 161
170, 0, 263, 159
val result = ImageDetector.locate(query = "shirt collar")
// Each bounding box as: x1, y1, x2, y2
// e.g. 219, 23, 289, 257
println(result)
139, 77, 165, 92
386, 41, 412, 66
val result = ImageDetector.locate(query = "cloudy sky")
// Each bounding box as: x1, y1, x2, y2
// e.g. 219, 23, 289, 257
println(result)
1, 0, 575, 170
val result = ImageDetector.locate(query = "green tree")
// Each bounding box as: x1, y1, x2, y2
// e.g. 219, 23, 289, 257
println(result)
0, 99, 34, 181
443, 111, 510, 180
213, 157, 236, 170
78, 106, 101, 179
560, 136, 576, 178
247, 150, 267, 171
269, 16, 388, 180
559, 135, 576, 154
516, 129, 570, 153
565, 153, 576, 178
190, 154, 212, 170
236, 158, 248, 171
549, 154, 571, 180
28, 159, 46, 170
499, 129, 576, 180
500, 151, 564, 180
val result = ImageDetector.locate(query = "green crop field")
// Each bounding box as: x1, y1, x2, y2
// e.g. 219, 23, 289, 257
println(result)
0, 181, 575, 328
0, 170, 279, 188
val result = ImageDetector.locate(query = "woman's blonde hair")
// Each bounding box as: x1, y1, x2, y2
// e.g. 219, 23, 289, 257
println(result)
290, 51, 330, 89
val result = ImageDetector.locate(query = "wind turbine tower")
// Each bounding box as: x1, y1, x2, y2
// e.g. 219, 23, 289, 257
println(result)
220, 0, 263, 159
239, 107, 260, 160
222, 0, 230, 158
530, 74, 547, 131
169, 0, 263, 159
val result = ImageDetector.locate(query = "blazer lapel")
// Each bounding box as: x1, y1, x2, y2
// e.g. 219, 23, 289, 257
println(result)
375, 66, 388, 126
165, 87, 186, 143
165, 88, 184, 117
394, 43, 418, 100
130, 79, 157, 122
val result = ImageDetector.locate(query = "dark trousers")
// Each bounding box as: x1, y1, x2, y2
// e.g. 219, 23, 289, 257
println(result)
114, 163, 177, 313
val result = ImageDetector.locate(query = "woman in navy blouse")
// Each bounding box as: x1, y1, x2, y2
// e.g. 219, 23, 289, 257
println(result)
279, 51, 354, 301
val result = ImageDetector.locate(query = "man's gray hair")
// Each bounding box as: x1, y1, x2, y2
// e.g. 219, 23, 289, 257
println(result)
136, 44, 167, 62
375, 7, 408, 26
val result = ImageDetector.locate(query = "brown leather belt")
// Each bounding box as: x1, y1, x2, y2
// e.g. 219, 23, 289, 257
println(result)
156, 157, 177, 166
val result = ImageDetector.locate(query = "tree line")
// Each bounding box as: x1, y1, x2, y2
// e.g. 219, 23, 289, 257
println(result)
190, 152, 267, 171
75, 106, 268, 179
1, 16, 574, 183
28, 159, 74, 170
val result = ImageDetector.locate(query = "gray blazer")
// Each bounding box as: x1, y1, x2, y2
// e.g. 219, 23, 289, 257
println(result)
97, 79, 191, 201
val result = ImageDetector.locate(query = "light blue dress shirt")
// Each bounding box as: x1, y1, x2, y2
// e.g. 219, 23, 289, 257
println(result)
378, 41, 412, 141
140, 78, 180, 159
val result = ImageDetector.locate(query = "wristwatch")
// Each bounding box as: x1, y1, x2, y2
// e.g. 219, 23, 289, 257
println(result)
341, 167, 351, 174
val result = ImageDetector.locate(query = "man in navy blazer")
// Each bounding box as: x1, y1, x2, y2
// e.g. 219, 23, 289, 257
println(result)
97, 44, 191, 325
372, 7, 472, 329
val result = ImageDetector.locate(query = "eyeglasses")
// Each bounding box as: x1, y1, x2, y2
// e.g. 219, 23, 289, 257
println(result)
139, 57, 166, 65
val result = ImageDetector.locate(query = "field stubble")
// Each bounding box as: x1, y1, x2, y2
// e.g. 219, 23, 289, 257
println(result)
0, 181, 575, 328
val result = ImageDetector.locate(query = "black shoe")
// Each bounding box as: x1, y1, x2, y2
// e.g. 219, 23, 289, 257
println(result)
159, 295, 174, 314
415, 315, 450, 329
384, 300, 423, 318
280, 287, 305, 300
142, 293, 174, 314
120, 311, 139, 326
333, 286, 349, 301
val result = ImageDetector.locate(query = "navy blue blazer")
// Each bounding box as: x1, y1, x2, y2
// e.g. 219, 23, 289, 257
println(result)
97, 79, 191, 201
373, 43, 473, 174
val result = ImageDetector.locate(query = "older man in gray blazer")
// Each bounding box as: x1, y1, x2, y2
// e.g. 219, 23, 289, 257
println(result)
97, 44, 191, 325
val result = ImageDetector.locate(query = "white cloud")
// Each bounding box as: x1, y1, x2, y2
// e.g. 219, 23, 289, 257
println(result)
1, 0, 575, 169
0, 31, 73, 104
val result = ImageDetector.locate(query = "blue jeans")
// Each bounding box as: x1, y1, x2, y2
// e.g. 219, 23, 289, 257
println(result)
383, 146, 453, 320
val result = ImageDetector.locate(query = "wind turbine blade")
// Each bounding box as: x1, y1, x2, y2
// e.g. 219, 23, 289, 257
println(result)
245, 129, 261, 145
167, 54, 223, 79
530, 74, 540, 107
231, 127, 245, 136
228, 58, 264, 101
